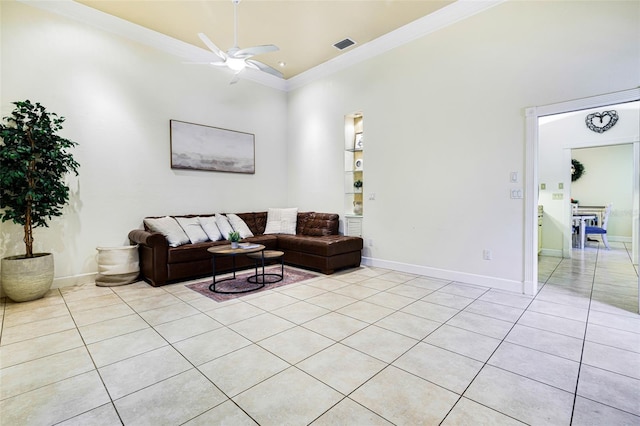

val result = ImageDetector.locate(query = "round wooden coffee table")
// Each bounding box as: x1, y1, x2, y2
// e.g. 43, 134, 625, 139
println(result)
246, 250, 284, 284
207, 244, 265, 294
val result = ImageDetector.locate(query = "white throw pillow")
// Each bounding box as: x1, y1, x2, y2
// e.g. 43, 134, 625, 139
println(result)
264, 207, 298, 235
199, 216, 223, 241
175, 217, 209, 244
215, 214, 235, 240
143, 216, 190, 247
227, 214, 254, 238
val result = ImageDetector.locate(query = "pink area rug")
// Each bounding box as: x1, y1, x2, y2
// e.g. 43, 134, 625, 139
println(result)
185, 266, 318, 302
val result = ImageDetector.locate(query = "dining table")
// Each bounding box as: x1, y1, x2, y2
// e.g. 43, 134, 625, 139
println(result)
572, 214, 596, 249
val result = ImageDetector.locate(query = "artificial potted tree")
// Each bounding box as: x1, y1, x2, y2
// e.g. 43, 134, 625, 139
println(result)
0, 100, 79, 302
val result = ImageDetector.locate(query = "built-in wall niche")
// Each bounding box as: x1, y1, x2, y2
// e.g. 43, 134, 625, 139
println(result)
344, 113, 363, 237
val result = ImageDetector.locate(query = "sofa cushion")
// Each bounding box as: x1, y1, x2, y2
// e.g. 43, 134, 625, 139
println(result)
166, 234, 279, 264
302, 213, 339, 236
216, 214, 235, 240
276, 234, 363, 257
175, 217, 209, 244
227, 213, 254, 238
235, 212, 267, 235
144, 216, 190, 247
199, 216, 223, 241
264, 208, 298, 235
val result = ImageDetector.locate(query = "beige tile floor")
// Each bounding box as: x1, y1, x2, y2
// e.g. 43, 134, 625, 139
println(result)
1, 241, 638, 425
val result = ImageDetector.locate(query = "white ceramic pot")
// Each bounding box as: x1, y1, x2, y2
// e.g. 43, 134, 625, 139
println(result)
96, 245, 139, 287
1, 253, 54, 302
353, 201, 363, 215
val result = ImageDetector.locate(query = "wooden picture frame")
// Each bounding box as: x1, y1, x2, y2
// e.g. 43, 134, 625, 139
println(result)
170, 119, 255, 174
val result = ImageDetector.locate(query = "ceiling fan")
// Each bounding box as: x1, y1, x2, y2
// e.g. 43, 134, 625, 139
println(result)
198, 0, 283, 84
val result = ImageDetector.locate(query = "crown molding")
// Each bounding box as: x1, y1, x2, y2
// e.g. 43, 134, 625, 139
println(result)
18, 0, 505, 93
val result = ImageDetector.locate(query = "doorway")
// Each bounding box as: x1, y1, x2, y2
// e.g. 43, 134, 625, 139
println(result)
524, 89, 640, 313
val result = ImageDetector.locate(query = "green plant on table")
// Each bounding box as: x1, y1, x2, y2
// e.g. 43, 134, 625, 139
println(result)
228, 231, 241, 242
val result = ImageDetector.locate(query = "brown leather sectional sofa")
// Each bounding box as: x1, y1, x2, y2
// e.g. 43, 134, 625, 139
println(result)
128, 211, 363, 287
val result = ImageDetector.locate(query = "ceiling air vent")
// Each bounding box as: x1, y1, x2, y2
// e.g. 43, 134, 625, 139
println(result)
333, 38, 356, 50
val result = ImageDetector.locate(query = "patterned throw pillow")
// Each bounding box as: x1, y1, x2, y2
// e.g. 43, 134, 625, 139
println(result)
264, 208, 298, 235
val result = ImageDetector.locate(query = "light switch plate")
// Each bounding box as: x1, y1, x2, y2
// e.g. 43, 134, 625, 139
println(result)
552, 193, 563, 200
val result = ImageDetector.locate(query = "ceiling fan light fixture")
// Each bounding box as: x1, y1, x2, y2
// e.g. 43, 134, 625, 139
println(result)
227, 57, 246, 72
197, 0, 281, 82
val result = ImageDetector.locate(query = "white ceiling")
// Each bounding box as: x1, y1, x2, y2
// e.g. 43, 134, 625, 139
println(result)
21, 0, 504, 90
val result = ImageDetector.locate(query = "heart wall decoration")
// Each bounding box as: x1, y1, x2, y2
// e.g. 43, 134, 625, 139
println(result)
585, 110, 618, 133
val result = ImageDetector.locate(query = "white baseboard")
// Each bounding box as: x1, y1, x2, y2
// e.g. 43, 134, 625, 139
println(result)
361, 256, 524, 294
540, 249, 563, 257
609, 235, 632, 243
52, 273, 97, 289
0, 273, 97, 299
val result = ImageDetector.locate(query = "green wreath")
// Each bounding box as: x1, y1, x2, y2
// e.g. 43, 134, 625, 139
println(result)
571, 159, 585, 182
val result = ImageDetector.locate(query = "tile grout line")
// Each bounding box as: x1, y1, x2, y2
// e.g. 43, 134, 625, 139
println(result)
438, 282, 543, 424
568, 243, 599, 426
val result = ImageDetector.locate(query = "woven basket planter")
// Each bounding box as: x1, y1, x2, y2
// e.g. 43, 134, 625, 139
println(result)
96, 245, 139, 287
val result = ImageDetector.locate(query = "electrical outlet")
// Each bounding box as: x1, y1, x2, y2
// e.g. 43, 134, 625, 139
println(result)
510, 189, 523, 199
483, 249, 492, 260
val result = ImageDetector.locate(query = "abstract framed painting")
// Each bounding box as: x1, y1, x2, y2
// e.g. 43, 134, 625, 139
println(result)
170, 119, 255, 174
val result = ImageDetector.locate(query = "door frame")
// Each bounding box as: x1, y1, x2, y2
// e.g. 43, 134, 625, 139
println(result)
524, 88, 640, 297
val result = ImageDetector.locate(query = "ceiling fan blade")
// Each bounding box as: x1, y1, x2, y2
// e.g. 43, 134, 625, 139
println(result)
235, 44, 279, 58
246, 59, 283, 78
198, 32, 226, 60
229, 70, 242, 85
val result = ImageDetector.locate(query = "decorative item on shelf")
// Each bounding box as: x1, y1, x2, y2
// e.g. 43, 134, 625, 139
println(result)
571, 159, 585, 182
353, 201, 363, 215
354, 132, 364, 149
585, 110, 618, 133
0, 100, 80, 302
355, 158, 363, 170
229, 231, 241, 249
353, 180, 363, 193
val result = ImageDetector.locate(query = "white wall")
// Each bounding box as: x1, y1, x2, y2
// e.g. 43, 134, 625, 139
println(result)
0, 2, 288, 285
572, 144, 634, 239
287, 1, 640, 291
539, 102, 639, 254
2, 1, 639, 294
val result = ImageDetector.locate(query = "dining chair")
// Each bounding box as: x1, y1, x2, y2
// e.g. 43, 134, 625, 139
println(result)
584, 203, 612, 249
